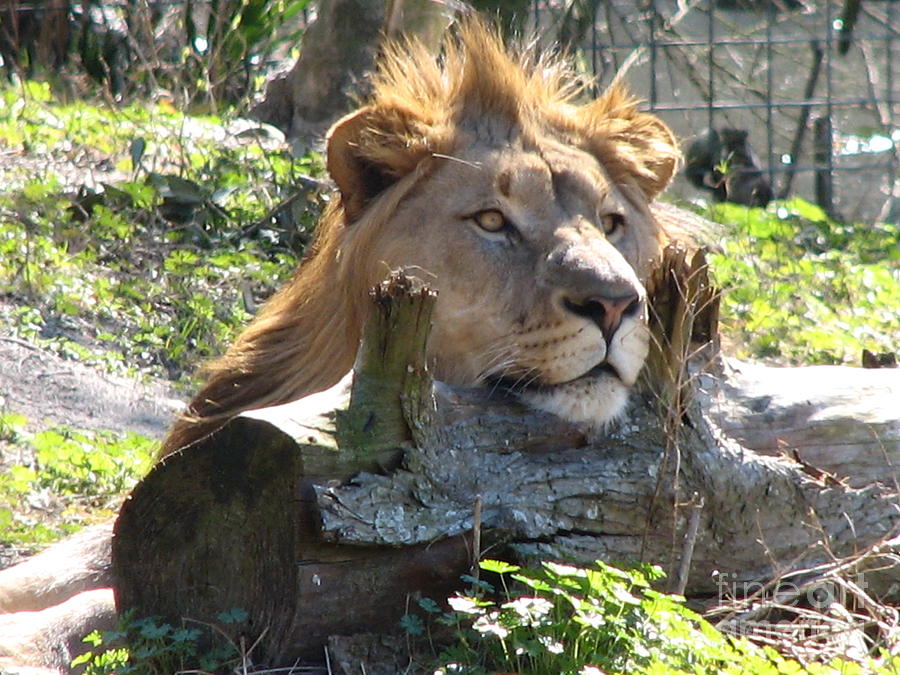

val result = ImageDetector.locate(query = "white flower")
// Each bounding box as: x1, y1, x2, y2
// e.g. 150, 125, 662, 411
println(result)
538, 635, 564, 654
472, 612, 510, 639
577, 610, 605, 629
447, 595, 482, 615
504, 596, 554, 622
579, 666, 606, 675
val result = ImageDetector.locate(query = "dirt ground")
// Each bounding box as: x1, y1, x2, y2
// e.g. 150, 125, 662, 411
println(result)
0, 333, 181, 440
0, 320, 183, 568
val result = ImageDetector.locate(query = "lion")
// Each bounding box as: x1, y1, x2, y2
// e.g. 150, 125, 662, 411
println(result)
0, 18, 682, 672
160, 21, 679, 457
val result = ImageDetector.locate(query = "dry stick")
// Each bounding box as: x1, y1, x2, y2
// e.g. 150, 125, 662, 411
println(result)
778, 41, 824, 199
641, 245, 692, 567
0, 336, 42, 351
641, 246, 717, 574
673, 493, 705, 596
471, 496, 483, 580
708, 526, 900, 628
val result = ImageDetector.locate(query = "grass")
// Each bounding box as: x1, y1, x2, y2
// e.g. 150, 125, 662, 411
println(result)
0, 80, 325, 382
0, 80, 324, 548
704, 198, 898, 365
0, 412, 155, 546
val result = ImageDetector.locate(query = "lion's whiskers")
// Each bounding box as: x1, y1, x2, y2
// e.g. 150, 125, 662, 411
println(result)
503, 368, 543, 393
475, 337, 525, 381
474, 336, 547, 397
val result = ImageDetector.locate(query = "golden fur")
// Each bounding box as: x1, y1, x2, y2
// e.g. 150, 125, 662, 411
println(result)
162, 18, 681, 456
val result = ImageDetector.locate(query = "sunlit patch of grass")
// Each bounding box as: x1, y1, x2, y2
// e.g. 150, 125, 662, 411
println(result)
705, 198, 899, 365
0, 81, 325, 380
0, 412, 155, 547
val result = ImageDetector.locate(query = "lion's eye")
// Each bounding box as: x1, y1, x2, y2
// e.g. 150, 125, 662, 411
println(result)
600, 213, 626, 236
472, 209, 509, 233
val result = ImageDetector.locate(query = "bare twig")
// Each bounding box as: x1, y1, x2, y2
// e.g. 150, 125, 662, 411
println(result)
673, 493, 704, 595
707, 532, 900, 665
0, 336, 42, 352
472, 495, 483, 579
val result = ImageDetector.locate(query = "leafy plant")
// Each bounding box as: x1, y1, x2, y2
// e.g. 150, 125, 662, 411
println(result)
30, 428, 155, 497
0, 0, 309, 108
72, 608, 247, 674
412, 559, 733, 674
0, 83, 324, 379
410, 559, 900, 675
705, 198, 899, 365
180, 0, 310, 107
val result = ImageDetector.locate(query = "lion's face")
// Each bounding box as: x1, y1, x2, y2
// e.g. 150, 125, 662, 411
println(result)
316, 23, 681, 433
350, 128, 663, 430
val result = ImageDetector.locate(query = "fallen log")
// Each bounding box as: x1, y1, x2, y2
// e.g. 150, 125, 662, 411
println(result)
111, 257, 900, 667
702, 359, 900, 488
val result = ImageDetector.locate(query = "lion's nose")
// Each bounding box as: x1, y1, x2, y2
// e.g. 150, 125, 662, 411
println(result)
564, 292, 643, 342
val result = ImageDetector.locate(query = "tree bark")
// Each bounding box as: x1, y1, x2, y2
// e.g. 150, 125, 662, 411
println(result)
112, 256, 900, 667
251, 0, 452, 142
312, 360, 900, 591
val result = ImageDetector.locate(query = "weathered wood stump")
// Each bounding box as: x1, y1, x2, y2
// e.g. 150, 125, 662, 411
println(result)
112, 257, 900, 666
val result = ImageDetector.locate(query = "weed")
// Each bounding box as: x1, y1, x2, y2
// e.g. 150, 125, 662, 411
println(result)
0, 413, 154, 546
0, 83, 325, 380
0, 0, 309, 108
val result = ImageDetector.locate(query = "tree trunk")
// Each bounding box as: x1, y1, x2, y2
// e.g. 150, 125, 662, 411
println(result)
251, 0, 452, 142
0, 1, 71, 76
112, 260, 900, 667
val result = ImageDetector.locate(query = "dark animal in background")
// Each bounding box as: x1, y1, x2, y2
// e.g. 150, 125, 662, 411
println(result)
684, 128, 724, 196
684, 127, 773, 207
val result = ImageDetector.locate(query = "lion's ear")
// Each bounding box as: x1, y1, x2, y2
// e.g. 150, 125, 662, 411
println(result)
326, 106, 436, 221
579, 86, 681, 200
326, 108, 389, 221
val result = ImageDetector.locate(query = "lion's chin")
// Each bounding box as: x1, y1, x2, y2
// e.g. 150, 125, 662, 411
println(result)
515, 369, 631, 436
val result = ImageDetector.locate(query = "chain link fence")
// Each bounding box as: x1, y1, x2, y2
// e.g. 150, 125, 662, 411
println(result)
534, 0, 898, 224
